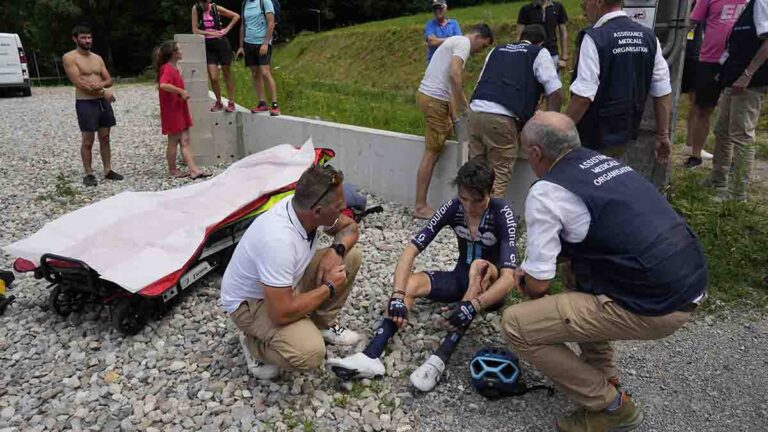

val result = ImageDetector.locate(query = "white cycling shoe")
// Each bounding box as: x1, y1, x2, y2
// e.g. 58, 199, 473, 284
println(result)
683, 145, 713, 161
409, 355, 445, 392
239, 334, 279, 380
321, 324, 362, 346
326, 352, 386, 380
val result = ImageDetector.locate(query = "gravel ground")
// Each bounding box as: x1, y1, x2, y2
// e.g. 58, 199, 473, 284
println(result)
1, 85, 767, 432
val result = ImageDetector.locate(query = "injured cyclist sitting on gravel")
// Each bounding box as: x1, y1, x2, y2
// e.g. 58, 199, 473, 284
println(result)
327, 157, 518, 392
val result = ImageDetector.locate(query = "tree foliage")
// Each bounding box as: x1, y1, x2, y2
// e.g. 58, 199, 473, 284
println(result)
0, 0, 512, 76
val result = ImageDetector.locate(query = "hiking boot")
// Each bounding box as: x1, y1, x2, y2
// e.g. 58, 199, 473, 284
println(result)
321, 324, 361, 346
225, 101, 236, 113
239, 334, 278, 380
251, 101, 269, 113
211, 101, 224, 112
682, 156, 702, 169
270, 103, 281, 116
104, 170, 124, 181
556, 392, 644, 432
83, 174, 97, 187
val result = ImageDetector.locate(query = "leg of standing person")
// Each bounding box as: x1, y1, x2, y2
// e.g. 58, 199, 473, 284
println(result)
250, 65, 266, 104
221, 64, 236, 112
179, 129, 203, 177
81, 132, 95, 176
688, 63, 721, 161
710, 88, 734, 194
414, 92, 451, 219
261, 65, 279, 115
208, 64, 222, 108
97, 127, 112, 176
481, 113, 519, 198
166, 133, 180, 176
727, 87, 765, 201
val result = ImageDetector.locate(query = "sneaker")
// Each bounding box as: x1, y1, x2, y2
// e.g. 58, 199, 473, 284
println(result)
682, 156, 702, 169
556, 392, 643, 432
251, 101, 269, 113
326, 352, 386, 380
239, 334, 278, 380
83, 174, 97, 187
211, 101, 224, 112
104, 170, 124, 181
321, 324, 361, 346
683, 145, 714, 161
409, 354, 445, 392
225, 101, 236, 113
270, 103, 281, 116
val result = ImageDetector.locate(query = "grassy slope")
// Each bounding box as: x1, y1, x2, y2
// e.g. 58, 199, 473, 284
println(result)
228, 1, 768, 310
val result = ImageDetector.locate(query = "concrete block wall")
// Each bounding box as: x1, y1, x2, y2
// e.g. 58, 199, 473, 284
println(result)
175, 33, 536, 215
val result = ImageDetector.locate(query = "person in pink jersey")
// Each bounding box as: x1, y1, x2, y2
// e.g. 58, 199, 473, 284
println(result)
683, 0, 747, 168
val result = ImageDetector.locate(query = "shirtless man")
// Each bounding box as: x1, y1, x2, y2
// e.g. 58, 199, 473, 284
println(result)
63, 25, 124, 187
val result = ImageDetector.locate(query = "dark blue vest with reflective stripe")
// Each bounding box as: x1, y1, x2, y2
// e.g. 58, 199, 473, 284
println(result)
471, 43, 544, 123
541, 147, 707, 315
574, 16, 656, 150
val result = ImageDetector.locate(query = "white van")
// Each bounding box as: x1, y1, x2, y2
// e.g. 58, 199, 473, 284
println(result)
0, 33, 31, 97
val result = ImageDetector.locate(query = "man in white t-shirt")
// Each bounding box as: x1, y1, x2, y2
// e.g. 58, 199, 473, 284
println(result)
221, 165, 363, 379
413, 24, 494, 219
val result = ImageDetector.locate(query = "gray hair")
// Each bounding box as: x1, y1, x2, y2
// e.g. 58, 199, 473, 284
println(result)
521, 119, 581, 160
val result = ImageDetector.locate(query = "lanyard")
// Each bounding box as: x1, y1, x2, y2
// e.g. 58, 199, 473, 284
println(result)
286, 201, 316, 247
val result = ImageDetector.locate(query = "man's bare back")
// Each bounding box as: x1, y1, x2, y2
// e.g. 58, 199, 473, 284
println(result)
63, 49, 113, 100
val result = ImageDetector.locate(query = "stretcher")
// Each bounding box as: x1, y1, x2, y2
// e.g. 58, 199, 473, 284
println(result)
4, 142, 333, 335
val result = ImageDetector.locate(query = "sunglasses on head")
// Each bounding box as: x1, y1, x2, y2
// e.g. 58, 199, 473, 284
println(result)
310, 165, 342, 208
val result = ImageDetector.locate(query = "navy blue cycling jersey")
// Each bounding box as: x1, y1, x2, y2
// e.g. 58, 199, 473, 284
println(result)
411, 198, 518, 270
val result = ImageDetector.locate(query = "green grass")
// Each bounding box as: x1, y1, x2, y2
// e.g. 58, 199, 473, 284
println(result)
224, 0, 768, 310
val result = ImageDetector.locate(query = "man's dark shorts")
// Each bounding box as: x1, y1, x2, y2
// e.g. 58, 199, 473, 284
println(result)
244, 42, 272, 67
681, 58, 697, 94
205, 37, 233, 66
694, 62, 724, 108
424, 267, 470, 303
75, 98, 116, 133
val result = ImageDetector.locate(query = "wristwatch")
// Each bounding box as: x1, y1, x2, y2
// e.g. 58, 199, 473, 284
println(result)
331, 243, 346, 258
325, 280, 336, 298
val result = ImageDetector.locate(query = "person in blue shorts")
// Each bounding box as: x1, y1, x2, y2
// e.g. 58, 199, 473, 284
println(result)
327, 157, 518, 392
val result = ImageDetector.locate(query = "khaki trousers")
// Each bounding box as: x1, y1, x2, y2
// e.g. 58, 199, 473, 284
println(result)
417, 92, 453, 154
711, 86, 766, 200
502, 291, 691, 410
467, 111, 521, 198
229, 246, 362, 371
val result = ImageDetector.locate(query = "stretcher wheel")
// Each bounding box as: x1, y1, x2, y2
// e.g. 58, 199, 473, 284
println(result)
112, 297, 148, 336
49, 285, 84, 316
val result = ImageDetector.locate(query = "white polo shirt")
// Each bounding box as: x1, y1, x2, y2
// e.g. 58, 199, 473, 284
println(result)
470, 42, 563, 118
756, 0, 768, 38
570, 11, 672, 101
220, 196, 323, 313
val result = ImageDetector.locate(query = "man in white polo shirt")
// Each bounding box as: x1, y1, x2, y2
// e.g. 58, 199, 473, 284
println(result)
413, 24, 494, 219
221, 164, 363, 379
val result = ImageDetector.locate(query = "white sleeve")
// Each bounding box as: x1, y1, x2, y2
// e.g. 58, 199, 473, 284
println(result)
569, 35, 601, 100
521, 182, 591, 280
253, 241, 296, 287
452, 37, 471, 63
649, 38, 672, 97
533, 48, 563, 95
756, 0, 768, 38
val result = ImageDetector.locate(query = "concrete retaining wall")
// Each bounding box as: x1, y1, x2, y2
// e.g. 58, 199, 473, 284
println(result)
175, 33, 536, 215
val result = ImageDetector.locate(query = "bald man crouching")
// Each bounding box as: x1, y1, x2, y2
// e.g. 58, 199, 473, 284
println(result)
502, 112, 707, 432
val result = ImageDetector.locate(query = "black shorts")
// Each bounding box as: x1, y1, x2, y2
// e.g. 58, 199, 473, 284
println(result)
424, 267, 470, 303
75, 98, 116, 133
681, 58, 697, 94
205, 37, 232, 66
244, 42, 272, 67
694, 62, 724, 108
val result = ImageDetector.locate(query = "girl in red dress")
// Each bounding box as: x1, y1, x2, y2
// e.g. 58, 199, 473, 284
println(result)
154, 41, 208, 179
